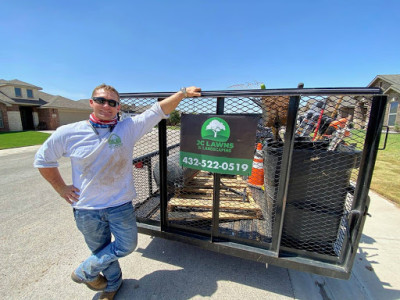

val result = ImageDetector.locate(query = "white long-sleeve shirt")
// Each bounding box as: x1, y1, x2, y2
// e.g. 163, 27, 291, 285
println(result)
34, 102, 168, 210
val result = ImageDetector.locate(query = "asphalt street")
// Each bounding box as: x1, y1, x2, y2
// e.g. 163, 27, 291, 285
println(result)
0, 145, 399, 300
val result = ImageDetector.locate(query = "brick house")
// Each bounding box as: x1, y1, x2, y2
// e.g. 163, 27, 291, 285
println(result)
367, 74, 400, 129
0, 79, 92, 132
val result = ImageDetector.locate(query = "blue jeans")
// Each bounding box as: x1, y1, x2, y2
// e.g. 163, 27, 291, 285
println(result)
73, 202, 137, 292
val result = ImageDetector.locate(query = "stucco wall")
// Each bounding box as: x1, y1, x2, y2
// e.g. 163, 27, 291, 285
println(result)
0, 86, 14, 97
0, 85, 39, 100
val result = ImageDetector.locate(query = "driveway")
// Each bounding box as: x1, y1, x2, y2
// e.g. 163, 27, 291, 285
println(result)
0, 146, 399, 299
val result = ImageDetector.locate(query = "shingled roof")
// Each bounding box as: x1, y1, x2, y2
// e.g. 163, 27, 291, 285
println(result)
39, 92, 91, 110
0, 79, 42, 90
0, 79, 91, 111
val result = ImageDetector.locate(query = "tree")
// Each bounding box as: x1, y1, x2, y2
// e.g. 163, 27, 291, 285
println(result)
167, 110, 181, 126
206, 119, 225, 138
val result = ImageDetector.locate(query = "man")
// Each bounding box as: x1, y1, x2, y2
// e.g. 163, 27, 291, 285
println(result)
34, 84, 201, 299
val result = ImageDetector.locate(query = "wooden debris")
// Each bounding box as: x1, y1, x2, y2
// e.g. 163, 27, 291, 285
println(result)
168, 197, 259, 212
168, 211, 258, 221
167, 171, 262, 221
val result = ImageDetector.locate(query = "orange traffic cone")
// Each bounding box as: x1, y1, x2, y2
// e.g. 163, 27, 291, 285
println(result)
248, 143, 264, 188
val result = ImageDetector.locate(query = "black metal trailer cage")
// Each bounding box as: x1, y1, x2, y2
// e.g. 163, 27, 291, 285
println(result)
120, 87, 387, 279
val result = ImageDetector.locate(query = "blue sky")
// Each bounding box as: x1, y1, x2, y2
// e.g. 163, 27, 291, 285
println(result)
1, 0, 399, 100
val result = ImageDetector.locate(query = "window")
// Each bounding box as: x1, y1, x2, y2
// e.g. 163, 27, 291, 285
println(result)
388, 101, 398, 126
27, 89, 33, 98
0, 110, 4, 128
15, 87, 22, 97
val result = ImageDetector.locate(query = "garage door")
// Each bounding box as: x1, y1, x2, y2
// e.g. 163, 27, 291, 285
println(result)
59, 111, 90, 126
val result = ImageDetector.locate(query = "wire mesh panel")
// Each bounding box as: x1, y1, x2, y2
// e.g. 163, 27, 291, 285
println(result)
215, 95, 288, 245
166, 97, 219, 233
119, 97, 162, 224
121, 92, 371, 250
275, 94, 372, 258
166, 96, 272, 237
120, 89, 385, 277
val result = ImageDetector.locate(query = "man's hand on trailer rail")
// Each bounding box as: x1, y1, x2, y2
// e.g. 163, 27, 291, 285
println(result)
160, 86, 201, 115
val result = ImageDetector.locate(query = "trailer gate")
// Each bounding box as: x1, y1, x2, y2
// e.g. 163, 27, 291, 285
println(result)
120, 87, 387, 279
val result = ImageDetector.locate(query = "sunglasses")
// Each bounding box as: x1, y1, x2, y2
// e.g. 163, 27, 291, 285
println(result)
92, 97, 120, 107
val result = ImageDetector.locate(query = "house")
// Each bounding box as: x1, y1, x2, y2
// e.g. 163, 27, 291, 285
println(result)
0, 79, 92, 132
298, 95, 370, 130
297, 74, 399, 131
367, 74, 400, 129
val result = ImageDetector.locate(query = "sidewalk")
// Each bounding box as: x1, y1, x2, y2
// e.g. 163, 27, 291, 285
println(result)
288, 190, 400, 300
0, 144, 41, 156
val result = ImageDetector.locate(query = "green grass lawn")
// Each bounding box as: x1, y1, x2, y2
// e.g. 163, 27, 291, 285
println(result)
371, 133, 400, 205
0, 131, 51, 149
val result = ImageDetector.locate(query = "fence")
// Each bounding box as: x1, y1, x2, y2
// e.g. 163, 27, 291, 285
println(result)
120, 87, 387, 279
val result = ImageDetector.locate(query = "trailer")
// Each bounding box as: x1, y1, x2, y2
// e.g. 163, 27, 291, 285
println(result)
120, 87, 387, 279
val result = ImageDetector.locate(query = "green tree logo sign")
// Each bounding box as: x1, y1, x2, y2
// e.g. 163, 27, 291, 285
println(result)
201, 117, 230, 142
